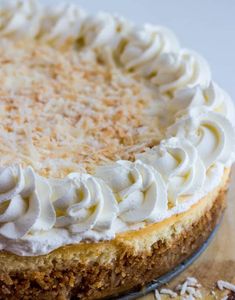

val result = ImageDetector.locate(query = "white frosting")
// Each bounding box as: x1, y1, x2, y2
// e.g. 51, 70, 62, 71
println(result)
96, 160, 167, 223
167, 108, 235, 168
0, 0, 234, 256
137, 138, 206, 204
52, 173, 118, 233
0, 166, 55, 239
81, 12, 132, 65
39, 3, 85, 45
0, 226, 116, 256
81, 12, 131, 48
119, 24, 180, 73
150, 49, 211, 93
0, 162, 224, 256
170, 82, 235, 124
0, 0, 42, 38
150, 162, 225, 224
0, 164, 24, 202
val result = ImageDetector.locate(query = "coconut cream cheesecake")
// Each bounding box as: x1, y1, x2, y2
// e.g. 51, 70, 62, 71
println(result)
0, 1, 234, 299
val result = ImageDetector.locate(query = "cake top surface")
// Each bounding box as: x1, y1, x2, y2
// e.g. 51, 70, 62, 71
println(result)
0, 39, 161, 178
0, 0, 234, 256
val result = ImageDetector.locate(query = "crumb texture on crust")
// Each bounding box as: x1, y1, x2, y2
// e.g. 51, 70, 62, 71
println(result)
0, 178, 228, 300
0, 39, 161, 178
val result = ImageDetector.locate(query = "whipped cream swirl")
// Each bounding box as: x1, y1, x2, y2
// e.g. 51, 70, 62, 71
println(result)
81, 12, 131, 48
137, 137, 206, 204
96, 160, 167, 223
39, 2, 85, 45
0, 164, 24, 202
0, 166, 55, 239
118, 24, 179, 73
150, 49, 211, 94
52, 173, 118, 233
0, 0, 42, 38
167, 108, 235, 168
169, 82, 235, 125
81, 12, 132, 65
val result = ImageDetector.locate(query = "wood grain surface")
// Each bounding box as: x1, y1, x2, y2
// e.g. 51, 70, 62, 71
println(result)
138, 167, 235, 300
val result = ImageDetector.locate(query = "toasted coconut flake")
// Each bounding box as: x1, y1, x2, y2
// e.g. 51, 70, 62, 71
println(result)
176, 277, 202, 299
0, 39, 162, 178
160, 288, 177, 298
154, 289, 162, 300
217, 280, 235, 293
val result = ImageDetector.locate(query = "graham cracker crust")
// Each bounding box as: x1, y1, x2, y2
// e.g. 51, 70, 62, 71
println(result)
0, 183, 228, 300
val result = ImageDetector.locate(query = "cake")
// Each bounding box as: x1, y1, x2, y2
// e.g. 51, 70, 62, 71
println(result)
0, 1, 234, 299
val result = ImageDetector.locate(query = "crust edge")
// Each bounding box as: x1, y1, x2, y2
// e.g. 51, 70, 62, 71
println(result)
0, 174, 229, 300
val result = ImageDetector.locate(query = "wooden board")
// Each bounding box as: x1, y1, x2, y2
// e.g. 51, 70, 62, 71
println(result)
138, 166, 235, 300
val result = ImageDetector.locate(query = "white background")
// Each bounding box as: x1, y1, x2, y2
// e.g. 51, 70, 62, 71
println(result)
46, 0, 235, 101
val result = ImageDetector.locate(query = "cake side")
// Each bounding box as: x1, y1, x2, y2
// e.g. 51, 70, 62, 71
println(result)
0, 168, 230, 299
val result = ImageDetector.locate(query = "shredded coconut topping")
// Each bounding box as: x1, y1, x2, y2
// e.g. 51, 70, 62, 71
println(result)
155, 289, 162, 300
160, 288, 177, 298
0, 39, 162, 178
154, 277, 235, 300
217, 280, 235, 293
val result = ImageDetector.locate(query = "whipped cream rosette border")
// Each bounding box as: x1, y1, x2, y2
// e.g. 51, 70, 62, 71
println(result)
0, 0, 234, 256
